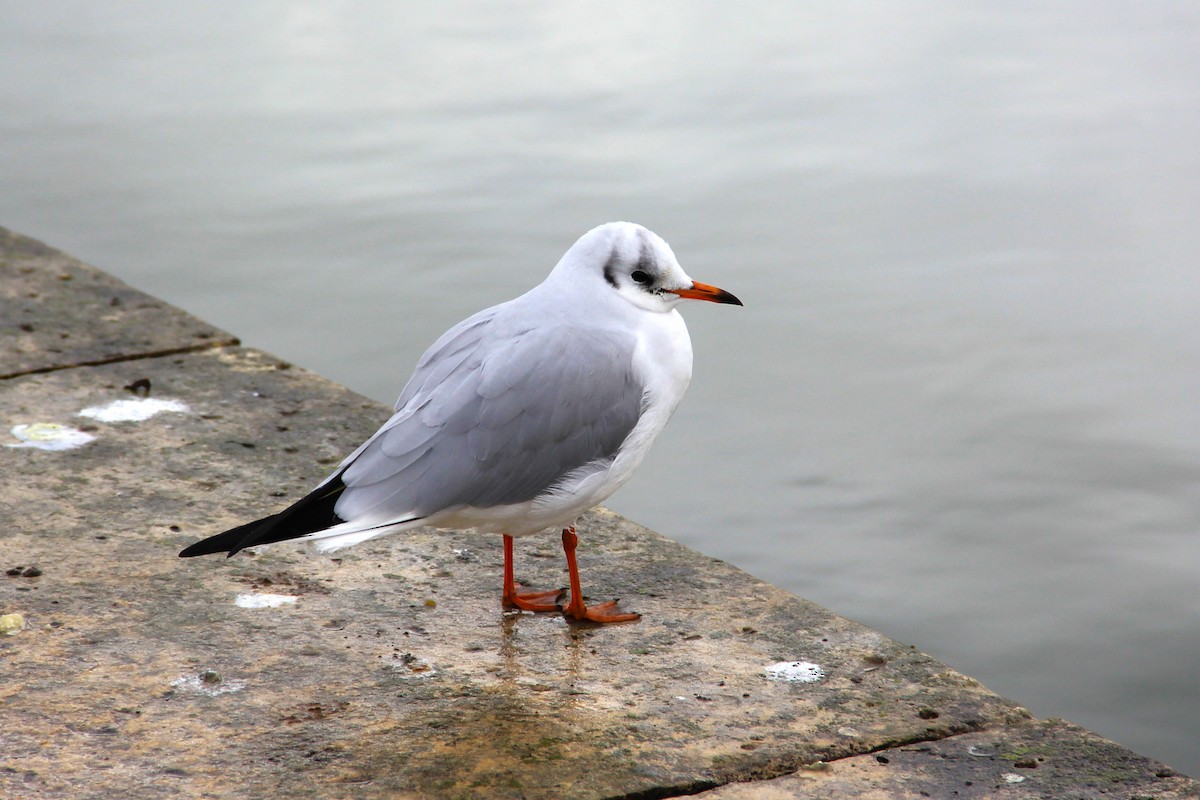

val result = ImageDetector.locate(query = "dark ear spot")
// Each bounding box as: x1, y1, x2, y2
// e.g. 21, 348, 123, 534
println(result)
602, 248, 620, 288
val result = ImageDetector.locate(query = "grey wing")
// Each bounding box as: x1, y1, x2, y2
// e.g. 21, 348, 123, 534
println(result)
333, 320, 644, 524
391, 306, 503, 413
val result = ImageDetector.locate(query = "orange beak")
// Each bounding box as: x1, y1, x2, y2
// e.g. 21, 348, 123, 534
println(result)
668, 281, 743, 306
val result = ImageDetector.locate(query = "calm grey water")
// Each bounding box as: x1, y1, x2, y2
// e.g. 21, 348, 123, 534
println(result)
3, 2, 1198, 775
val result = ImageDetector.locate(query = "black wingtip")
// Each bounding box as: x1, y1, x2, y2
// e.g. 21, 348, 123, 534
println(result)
177, 477, 348, 559
178, 515, 271, 558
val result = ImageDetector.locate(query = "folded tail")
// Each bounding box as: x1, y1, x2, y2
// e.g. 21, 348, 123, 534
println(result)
178, 476, 347, 558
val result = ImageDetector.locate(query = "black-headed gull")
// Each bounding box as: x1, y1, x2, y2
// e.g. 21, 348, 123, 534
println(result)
180, 222, 742, 623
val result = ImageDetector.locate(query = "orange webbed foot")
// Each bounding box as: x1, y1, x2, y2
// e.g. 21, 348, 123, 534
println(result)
503, 584, 566, 613
560, 597, 641, 624
556, 526, 641, 623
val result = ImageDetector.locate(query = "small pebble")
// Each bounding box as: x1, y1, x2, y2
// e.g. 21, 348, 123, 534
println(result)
123, 378, 152, 396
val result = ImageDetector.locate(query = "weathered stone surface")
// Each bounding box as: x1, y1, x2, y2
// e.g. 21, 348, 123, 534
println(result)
0, 226, 238, 378
2, 349, 1030, 798
694, 718, 1199, 799
2, 230, 1196, 799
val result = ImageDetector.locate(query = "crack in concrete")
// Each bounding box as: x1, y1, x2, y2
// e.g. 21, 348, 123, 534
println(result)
0, 338, 240, 381
602, 780, 720, 800
602, 720, 1016, 799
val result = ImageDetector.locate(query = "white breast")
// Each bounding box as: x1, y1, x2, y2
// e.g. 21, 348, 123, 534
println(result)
549, 307, 693, 514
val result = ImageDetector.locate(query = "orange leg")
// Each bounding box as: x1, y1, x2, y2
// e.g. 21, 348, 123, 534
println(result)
559, 526, 640, 623
501, 534, 564, 612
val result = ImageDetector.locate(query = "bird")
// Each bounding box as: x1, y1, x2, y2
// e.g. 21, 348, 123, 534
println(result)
179, 222, 742, 623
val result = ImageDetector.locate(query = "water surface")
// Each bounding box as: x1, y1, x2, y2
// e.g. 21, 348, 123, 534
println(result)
2, 2, 1198, 775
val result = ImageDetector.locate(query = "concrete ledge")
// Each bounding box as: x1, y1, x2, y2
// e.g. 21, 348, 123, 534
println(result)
697, 719, 1199, 799
1, 227, 239, 378
2, 228, 1195, 799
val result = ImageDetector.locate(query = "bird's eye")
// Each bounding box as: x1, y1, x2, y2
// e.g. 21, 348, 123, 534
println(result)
630, 270, 652, 286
